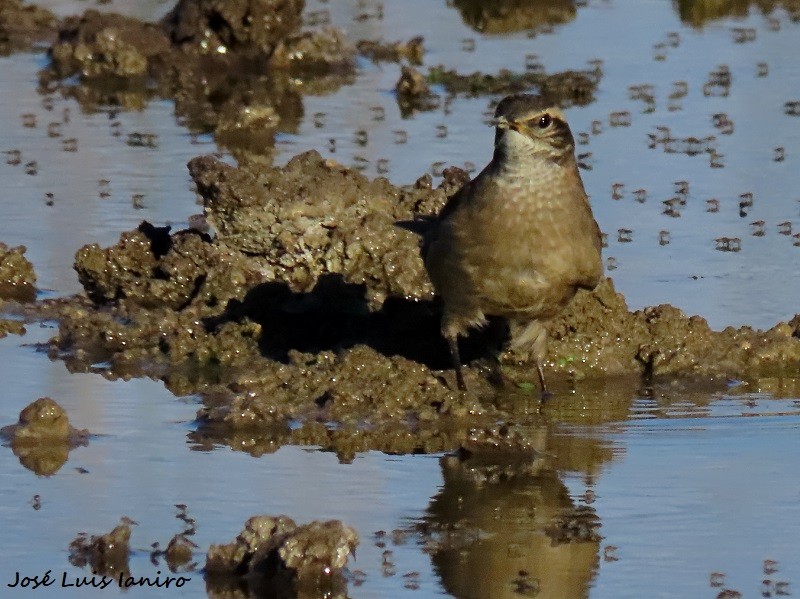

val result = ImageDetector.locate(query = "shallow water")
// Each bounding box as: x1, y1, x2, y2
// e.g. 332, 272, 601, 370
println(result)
1, 0, 800, 597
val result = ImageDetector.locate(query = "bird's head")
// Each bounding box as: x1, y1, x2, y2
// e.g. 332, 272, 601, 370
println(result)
491, 94, 576, 164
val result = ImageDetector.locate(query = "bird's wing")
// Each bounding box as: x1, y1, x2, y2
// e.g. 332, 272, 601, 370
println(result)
395, 173, 476, 256
420, 181, 473, 261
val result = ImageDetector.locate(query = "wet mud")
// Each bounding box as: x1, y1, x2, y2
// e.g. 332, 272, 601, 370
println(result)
0, 397, 89, 476
0, 316, 24, 340
64, 511, 356, 598
0, 241, 37, 303
31, 148, 799, 461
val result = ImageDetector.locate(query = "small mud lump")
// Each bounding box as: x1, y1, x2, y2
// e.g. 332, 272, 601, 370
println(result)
206, 514, 357, 595
1, 397, 89, 476
0, 242, 36, 301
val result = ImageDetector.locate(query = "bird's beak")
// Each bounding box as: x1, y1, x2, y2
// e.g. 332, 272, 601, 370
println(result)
491, 116, 521, 132
492, 116, 509, 130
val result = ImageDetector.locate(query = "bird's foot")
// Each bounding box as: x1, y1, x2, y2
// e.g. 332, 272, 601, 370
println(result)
486, 362, 551, 399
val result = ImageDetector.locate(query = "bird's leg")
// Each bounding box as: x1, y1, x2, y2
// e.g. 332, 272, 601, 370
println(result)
446, 334, 466, 391
510, 318, 551, 398
535, 361, 550, 399
531, 325, 551, 400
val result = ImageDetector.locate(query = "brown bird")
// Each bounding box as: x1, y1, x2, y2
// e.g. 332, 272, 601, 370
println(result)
422, 94, 602, 394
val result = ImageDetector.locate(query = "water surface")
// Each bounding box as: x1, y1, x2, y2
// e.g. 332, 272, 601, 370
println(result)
1, 0, 799, 597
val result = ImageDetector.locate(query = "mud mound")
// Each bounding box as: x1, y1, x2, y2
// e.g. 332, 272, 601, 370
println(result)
41, 152, 800, 459
55, 153, 800, 389
0, 242, 36, 301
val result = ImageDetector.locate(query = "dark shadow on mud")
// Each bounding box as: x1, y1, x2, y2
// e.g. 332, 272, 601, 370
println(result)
203, 273, 509, 371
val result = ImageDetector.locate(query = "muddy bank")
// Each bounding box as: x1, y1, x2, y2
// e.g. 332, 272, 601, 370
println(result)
34, 151, 799, 458
55, 151, 800, 381
0, 397, 89, 475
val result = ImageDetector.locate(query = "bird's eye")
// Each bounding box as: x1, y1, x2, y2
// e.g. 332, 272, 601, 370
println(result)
538, 114, 552, 129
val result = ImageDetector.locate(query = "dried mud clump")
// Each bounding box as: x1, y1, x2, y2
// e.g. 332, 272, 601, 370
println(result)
0, 0, 58, 55
0, 241, 35, 339
205, 514, 357, 597
189, 150, 444, 305
540, 278, 800, 380
1, 397, 89, 476
69, 520, 133, 578
62, 221, 265, 371
74, 222, 216, 310
1, 396, 88, 444
0, 241, 37, 301
56, 155, 457, 388
192, 344, 495, 462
